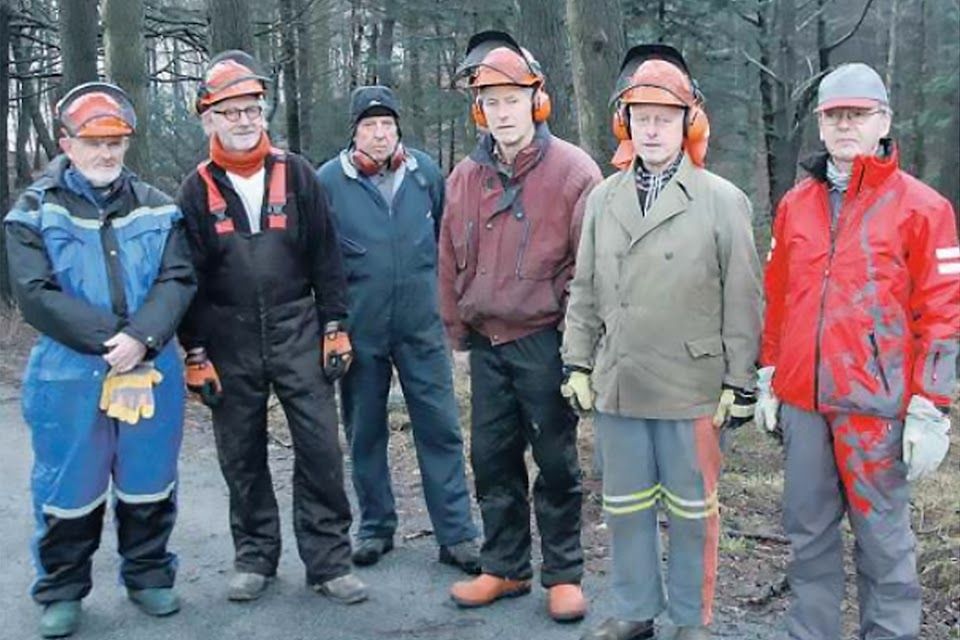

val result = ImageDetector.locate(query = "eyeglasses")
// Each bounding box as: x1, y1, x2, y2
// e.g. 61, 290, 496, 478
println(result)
211, 105, 264, 123
819, 108, 885, 126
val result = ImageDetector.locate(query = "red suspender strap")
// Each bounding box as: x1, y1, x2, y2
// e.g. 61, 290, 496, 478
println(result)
266, 148, 287, 230
197, 161, 235, 235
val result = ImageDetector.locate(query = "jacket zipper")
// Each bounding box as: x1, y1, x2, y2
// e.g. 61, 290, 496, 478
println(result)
869, 332, 891, 394
514, 214, 531, 278
813, 192, 841, 411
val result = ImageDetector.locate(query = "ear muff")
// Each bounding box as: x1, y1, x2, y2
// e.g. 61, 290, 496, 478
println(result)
471, 84, 552, 128
471, 99, 488, 129
612, 103, 630, 141
531, 86, 551, 123
351, 142, 407, 176
685, 105, 707, 143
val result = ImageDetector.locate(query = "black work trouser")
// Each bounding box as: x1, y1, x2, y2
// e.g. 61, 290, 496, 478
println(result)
208, 299, 353, 585
468, 327, 583, 587
33, 499, 177, 604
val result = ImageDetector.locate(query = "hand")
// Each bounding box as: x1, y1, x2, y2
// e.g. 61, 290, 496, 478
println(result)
903, 395, 951, 482
322, 321, 353, 382
184, 347, 223, 407
755, 366, 781, 440
712, 386, 756, 429
103, 332, 147, 373
560, 367, 594, 413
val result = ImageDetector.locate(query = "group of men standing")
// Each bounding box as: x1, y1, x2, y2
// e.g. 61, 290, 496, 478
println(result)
4, 26, 957, 640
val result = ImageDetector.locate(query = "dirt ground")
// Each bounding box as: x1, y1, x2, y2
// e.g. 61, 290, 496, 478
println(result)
1, 307, 957, 639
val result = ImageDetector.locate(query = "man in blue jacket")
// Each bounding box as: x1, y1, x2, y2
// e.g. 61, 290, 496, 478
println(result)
316, 86, 479, 573
4, 82, 196, 638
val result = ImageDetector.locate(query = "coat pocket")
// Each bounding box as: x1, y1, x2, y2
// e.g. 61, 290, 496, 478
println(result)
684, 335, 724, 359
338, 236, 369, 282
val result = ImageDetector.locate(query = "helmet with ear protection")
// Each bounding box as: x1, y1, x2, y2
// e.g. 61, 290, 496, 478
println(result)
455, 31, 552, 128
609, 44, 710, 166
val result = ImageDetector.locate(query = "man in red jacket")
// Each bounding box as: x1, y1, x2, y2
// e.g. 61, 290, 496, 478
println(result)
438, 30, 601, 622
758, 62, 958, 640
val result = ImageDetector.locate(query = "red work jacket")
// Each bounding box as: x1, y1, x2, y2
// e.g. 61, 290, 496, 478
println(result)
762, 145, 959, 417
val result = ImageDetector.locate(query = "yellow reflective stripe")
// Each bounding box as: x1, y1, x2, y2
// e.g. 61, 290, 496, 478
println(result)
602, 483, 661, 504
603, 496, 660, 515
663, 500, 719, 519
660, 487, 718, 509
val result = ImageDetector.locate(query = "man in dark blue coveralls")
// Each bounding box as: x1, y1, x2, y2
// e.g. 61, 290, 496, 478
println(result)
316, 86, 480, 572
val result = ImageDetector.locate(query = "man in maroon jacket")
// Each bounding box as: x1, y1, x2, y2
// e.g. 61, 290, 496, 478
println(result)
438, 30, 602, 623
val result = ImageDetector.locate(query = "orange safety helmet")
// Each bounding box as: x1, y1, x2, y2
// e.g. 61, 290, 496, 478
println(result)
195, 50, 269, 114
454, 31, 552, 127
609, 44, 710, 168
56, 82, 136, 138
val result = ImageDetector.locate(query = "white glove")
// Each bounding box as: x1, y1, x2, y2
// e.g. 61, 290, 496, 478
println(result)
903, 395, 951, 482
755, 366, 780, 435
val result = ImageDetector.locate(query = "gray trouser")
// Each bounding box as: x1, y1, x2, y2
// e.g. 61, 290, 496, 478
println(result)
781, 403, 921, 640
596, 412, 721, 626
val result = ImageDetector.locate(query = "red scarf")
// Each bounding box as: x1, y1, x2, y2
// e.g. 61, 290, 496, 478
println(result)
210, 132, 271, 177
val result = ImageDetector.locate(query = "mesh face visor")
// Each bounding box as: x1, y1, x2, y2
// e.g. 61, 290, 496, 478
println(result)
453, 30, 543, 89
610, 44, 697, 108
196, 51, 270, 113
57, 82, 137, 137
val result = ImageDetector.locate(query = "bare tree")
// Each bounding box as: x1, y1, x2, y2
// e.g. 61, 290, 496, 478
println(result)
518, 0, 575, 141
209, 0, 253, 53
279, 0, 301, 152
59, 0, 100, 95
0, 0, 10, 303
104, 0, 152, 178
377, 0, 396, 86
566, 0, 625, 167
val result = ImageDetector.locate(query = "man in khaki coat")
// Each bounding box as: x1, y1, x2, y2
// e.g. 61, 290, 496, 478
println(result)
560, 45, 762, 640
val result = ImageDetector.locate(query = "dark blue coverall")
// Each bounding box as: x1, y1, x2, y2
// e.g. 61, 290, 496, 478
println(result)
316, 149, 477, 547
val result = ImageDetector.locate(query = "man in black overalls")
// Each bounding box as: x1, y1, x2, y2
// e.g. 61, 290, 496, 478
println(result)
177, 51, 365, 605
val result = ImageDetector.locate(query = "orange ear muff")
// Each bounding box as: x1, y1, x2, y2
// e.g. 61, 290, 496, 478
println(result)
471, 99, 488, 129
686, 106, 708, 143
611, 104, 630, 141
532, 87, 551, 123
684, 107, 710, 167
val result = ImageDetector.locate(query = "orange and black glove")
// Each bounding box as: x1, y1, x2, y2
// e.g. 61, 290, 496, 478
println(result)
322, 321, 353, 382
184, 347, 223, 407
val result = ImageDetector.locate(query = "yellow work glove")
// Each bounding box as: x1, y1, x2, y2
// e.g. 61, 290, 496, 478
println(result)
98, 363, 164, 425
560, 368, 594, 413
712, 386, 756, 429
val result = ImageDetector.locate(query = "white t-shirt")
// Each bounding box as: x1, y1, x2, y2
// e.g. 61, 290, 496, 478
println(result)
227, 168, 266, 234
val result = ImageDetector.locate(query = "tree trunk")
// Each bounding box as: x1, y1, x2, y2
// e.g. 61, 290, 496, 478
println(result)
59, 0, 100, 96
295, 0, 314, 159
566, 0, 625, 168
518, 0, 574, 141
0, 0, 10, 303
103, 0, 152, 179
279, 0, 301, 152
209, 0, 253, 53
377, 0, 396, 87
12, 31, 55, 165
911, 0, 927, 177
404, 9, 425, 147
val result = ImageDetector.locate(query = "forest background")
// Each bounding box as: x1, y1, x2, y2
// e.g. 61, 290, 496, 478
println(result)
0, 1, 958, 298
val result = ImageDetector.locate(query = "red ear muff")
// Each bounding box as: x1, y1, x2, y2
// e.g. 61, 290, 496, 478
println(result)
532, 86, 551, 123
351, 142, 406, 176
612, 104, 630, 141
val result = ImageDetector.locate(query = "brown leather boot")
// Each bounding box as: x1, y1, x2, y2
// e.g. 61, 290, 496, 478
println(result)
547, 583, 587, 622
449, 574, 531, 608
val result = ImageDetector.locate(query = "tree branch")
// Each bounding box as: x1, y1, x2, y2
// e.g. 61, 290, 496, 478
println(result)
742, 48, 784, 85
823, 0, 878, 53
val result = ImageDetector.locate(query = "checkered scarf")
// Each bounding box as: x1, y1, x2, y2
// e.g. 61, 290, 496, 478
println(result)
635, 153, 683, 216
